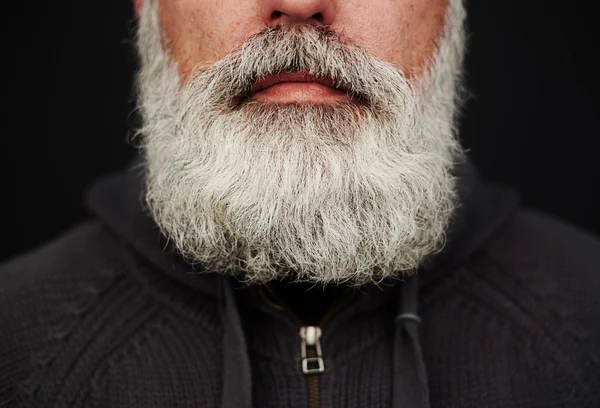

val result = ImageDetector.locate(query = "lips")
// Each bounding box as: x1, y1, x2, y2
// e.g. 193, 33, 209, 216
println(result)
251, 71, 342, 93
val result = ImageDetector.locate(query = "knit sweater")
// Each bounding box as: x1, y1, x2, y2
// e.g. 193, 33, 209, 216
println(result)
1, 166, 599, 408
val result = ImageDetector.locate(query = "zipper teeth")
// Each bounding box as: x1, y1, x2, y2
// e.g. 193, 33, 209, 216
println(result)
318, 289, 355, 329
258, 287, 285, 311
308, 375, 320, 408
256, 285, 304, 327
256, 284, 356, 329
256, 285, 356, 408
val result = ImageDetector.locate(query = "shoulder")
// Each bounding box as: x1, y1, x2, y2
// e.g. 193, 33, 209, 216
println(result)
482, 207, 600, 290
476, 207, 600, 397
0, 220, 135, 311
1, 220, 134, 290
0, 220, 222, 407
0, 221, 136, 405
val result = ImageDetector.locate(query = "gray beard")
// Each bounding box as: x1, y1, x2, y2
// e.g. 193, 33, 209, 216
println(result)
135, 0, 467, 286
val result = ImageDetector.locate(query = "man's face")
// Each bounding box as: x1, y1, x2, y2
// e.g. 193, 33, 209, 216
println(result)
137, 0, 466, 285
158, 0, 449, 85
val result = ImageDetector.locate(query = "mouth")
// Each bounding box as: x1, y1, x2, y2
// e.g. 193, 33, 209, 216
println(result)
248, 71, 353, 104
251, 71, 346, 93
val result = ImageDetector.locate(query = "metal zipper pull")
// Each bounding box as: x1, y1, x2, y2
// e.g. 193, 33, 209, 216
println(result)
300, 326, 325, 375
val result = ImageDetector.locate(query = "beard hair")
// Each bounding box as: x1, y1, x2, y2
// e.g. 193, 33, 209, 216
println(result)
135, 0, 467, 286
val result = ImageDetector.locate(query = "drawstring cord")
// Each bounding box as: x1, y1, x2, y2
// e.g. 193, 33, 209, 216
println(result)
218, 273, 430, 408
219, 277, 253, 408
392, 273, 431, 408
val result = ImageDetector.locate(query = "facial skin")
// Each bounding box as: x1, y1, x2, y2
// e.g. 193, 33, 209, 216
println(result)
136, 0, 466, 285
154, 0, 448, 84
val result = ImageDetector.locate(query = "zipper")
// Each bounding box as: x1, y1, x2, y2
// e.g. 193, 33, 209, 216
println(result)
300, 326, 323, 408
257, 285, 356, 408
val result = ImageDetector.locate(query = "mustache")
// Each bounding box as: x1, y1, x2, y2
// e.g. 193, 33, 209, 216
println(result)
185, 23, 409, 110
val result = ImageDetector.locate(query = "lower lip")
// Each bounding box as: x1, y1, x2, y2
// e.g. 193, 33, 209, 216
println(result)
250, 82, 350, 104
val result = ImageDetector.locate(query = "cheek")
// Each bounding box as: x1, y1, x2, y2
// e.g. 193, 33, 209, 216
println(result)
342, 0, 448, 77
395, 0, 449, 76
158, 0, 233, 80
134, 0, 142, 17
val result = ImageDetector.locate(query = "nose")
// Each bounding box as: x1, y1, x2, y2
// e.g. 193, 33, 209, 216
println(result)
261, 0, 336, 27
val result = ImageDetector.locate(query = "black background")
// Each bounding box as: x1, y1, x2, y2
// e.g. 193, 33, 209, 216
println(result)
1, 0, 599, 262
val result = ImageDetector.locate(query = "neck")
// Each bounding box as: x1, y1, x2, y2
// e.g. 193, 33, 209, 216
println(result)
264, 279, 349, 325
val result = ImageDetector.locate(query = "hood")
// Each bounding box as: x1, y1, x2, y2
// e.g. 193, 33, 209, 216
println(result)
85, 157, 520, 408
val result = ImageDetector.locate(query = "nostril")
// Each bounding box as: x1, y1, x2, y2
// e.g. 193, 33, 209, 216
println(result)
269, 10, 325, 24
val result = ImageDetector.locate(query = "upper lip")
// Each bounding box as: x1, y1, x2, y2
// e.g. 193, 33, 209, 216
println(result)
251, 71, 343, 93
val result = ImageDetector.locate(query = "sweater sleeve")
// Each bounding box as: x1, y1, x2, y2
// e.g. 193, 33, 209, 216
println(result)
0, 221, 126, 407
